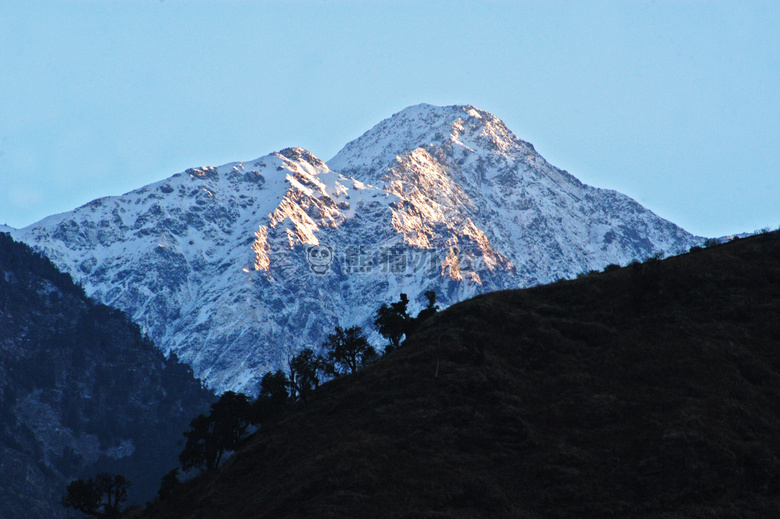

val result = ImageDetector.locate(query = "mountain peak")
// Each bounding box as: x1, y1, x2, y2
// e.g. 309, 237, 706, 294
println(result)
276, 147, 326, 167
328, 104, 503, 176
328, 103, 529, 180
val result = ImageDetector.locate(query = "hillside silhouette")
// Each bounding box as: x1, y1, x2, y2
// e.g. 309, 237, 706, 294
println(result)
139, 231, 780, 519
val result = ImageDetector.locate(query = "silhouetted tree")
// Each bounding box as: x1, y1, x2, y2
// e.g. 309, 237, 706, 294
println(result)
179, 413, 217, 472
409, 290, 439, 333
253, 370, 290, 422
179, 391, 253, 473
374, 293, 411, 351
374, 292, 439, 351
157, 468, 180, 501
210, 391, 253, 452
62, 473, 130, 519
322, 325, 376, 376
288, 348, 323, 402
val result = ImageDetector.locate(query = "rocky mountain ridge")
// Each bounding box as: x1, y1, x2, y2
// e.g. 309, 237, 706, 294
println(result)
9, 104, 702, 393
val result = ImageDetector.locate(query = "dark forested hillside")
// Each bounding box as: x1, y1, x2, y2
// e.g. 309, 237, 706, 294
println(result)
0, 232, 214, 519
139, 230, 780, 519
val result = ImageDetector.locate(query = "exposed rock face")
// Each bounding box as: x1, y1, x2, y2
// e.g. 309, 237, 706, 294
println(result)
0, 233, 213, 519
11, 104, 701, 393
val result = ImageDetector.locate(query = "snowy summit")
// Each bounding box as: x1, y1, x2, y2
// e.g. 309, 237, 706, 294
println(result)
9, 104, 702, 393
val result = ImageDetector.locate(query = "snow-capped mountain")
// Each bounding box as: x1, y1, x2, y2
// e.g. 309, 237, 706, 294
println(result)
329, 104, 696, 284
10, 104, 702, 393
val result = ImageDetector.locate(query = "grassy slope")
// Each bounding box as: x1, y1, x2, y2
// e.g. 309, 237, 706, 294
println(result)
139, 231, 780, 519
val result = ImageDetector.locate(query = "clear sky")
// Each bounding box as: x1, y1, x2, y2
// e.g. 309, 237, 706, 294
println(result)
1, 1, 777, 237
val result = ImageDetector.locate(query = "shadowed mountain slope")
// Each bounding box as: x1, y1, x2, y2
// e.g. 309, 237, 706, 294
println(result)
137, 230, 780, 518
0, 233, 214, 519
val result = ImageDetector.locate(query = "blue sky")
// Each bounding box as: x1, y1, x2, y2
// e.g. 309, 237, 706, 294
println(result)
1, 1, 777, 237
